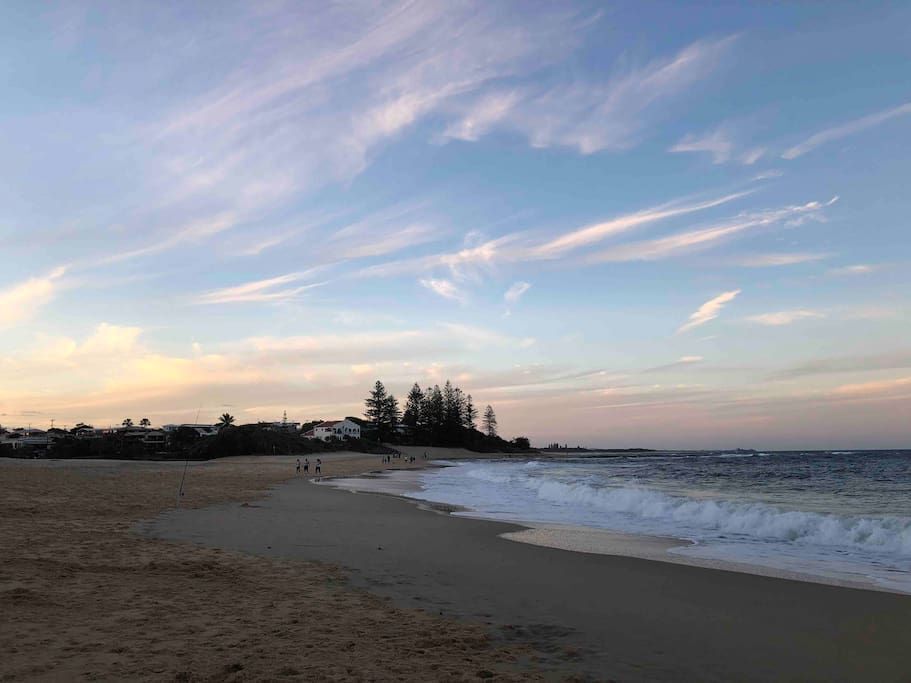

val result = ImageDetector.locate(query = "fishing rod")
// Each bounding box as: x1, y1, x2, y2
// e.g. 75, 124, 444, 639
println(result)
175, 405, 202, 508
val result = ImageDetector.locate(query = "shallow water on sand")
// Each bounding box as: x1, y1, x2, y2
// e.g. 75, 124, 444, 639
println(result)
404, 451, 911, 593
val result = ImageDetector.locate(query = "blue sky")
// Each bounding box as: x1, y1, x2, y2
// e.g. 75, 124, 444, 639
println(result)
2, 1, 910, 448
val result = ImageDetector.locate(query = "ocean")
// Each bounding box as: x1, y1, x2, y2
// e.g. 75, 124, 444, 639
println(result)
403, 451, 911, 593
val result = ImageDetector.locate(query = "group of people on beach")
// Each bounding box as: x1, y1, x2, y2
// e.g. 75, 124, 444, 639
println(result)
294, 451, 431, 475
295, 457, 321, 476
380, 452, 428, 464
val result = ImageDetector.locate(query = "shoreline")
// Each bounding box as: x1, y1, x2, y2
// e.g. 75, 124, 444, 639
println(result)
321, 463, 905, 595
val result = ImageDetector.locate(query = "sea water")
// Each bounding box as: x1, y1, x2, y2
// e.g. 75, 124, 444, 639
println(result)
405, 451, 911, 593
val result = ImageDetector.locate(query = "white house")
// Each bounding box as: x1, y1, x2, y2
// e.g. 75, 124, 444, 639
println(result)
303, 419, 361, 441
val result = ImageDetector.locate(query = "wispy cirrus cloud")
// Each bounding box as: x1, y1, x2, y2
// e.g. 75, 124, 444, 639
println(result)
738, 252, 831, 267
503, 281, 531, 316
828, 264, 876, 276
504, 281, 531, 305
350, 233, 517, 282
442, 90, 525, 142
831, 376, 911, 399
591, 197, 838, 263
677, 290, 741, 334
196, 271, 326, 304
641, 355, 704, 373
529, 190, 750, 259
782, 101, 911, 159
94, 213, 237, 267
419, 278, 465, 303
342, 223, 441, 259
670, 125, 764, 165
774, 350, 911, 380
746, 310, 825, 326
453, 36, 738, 154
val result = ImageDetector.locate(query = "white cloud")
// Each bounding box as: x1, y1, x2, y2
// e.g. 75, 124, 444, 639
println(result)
670, 126, 764, 165
677, 290, 741, 334
419, 278, 465, 303
782, 101, 911, 159
351, 234, 516, 282
739, 147, 766, 165
341, 223, 441, 259
829, 264, 876, 276
746, 310, 825, 326
443, 91, 524, 142
0, 266, 68, 328
504, 281, 531, 305
671, 128, 734, 163
739, 252, 830, 267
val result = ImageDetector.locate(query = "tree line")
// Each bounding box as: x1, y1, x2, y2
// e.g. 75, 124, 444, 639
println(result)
364, 379, 499, 447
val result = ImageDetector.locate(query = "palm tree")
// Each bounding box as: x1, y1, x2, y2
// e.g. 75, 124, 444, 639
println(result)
139, 418, 151, 427
122, 418, 134, 427
218, 413, 235, 429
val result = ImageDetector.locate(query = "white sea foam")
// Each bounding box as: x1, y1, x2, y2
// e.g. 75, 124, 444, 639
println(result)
462, 465, 911, 556
407, 457, 911, 592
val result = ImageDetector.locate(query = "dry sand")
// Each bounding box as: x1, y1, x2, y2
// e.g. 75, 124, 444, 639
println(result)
0, 453, 539, 681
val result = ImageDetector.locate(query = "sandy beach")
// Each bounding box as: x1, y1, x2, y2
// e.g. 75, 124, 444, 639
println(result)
0, 452, 537, 681
5, 450, 911, 681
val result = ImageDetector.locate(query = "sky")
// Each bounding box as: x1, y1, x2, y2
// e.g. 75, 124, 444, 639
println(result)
2, 1, 910, 449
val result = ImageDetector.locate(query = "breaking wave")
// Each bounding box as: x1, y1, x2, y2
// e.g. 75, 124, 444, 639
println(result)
464, 466, 911, 556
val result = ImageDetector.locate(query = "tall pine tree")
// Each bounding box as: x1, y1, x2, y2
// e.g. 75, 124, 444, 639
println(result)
483, 405, 498, 438
403, 383, 424, 427
364, 380, 388, 435
464, 394, 478, 431
384, 394, 401, 434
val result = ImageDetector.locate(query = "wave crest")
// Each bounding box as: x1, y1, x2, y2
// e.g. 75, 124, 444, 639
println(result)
465, 466, 911, 555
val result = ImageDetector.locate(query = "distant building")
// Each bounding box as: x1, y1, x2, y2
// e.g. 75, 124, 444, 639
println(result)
0, 428, 50, 451
116, 426, 167, 446
73, 424, 102, 439
303, 419, 361, 441
261, 411, 300, 432
162, 424, 219, 437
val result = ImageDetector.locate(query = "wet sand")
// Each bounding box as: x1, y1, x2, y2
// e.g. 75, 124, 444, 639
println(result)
145, 475, 911, 682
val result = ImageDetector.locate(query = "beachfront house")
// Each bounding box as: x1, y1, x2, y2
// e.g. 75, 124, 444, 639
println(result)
0, 428, 50, 452
303, 419, 361, 441
162, 423, 220, 437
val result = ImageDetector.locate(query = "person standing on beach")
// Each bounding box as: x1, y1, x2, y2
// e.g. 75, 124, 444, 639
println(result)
296, 458, 301, 475
315, 458, 321, 475
304, 458, 309, 474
